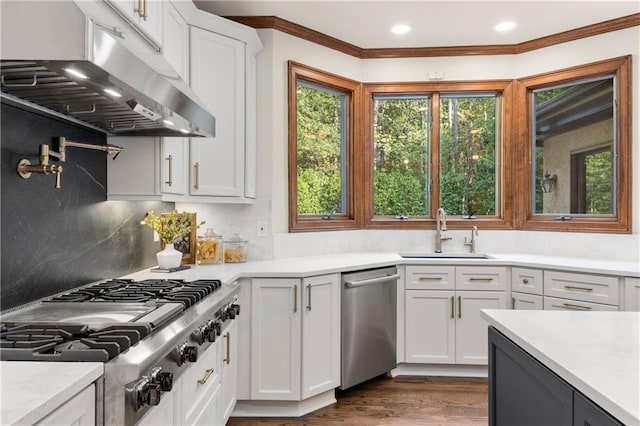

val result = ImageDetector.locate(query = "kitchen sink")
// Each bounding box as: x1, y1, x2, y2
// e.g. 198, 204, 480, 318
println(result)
401, 253, 492, 259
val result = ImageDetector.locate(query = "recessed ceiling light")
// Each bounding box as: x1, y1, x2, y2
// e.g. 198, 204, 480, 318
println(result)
495, 21, 516, 32
391, 24, 411, 35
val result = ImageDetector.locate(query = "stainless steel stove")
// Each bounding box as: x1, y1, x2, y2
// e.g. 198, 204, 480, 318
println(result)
0, 277, 240, 426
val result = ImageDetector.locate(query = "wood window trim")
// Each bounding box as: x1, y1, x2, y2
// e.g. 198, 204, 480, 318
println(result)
288, 61, 363, 232
362, 80, 515, 230
514, 55, 632, 233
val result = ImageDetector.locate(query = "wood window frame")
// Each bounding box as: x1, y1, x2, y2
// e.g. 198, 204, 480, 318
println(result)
514, 56, 632, 233
362, 81, 515, 230
288, 61, 363, 232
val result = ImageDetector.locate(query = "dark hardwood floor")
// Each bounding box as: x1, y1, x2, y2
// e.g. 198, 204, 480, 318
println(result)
228, 375, 488, 425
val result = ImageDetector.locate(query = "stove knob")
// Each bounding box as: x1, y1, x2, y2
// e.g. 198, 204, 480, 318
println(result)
147, 383, 162, 406
149, 367, 174, 392
185, 345, 198, 363
192, 327, 206, 345
232, 304, 241, 316
213, 321, 222, 337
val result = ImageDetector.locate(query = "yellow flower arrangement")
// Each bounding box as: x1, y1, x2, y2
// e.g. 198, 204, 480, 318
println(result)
141, 210, 204, 244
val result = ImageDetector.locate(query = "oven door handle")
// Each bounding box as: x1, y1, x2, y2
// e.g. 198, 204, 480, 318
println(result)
344, 274, 401, 288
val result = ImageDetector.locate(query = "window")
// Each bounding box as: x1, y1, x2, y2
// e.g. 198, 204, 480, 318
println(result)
363, 82, 513, 229
288, 61, 361, 232
516, 56, 631, 233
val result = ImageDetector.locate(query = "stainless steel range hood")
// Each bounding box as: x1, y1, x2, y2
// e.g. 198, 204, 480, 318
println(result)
0, 1, 215, 138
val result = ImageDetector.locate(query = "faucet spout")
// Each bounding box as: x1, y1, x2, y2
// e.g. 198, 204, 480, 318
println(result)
435, 208, 451, 253
464, 226, 479, 253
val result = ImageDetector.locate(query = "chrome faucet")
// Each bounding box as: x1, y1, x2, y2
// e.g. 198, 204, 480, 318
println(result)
464, 225, 479, 253
435, 208, 452, 253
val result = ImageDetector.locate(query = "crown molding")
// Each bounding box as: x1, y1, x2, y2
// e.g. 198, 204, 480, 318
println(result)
226, 13, 640, 58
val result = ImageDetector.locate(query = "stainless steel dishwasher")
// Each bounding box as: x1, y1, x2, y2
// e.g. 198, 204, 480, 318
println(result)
340, 266, 400, 390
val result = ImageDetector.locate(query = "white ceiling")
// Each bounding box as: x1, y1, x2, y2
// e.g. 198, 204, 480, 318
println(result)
194, 0, 639, 49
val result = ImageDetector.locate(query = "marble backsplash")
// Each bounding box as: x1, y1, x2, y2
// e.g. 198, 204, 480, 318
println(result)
1, 100, 172, 311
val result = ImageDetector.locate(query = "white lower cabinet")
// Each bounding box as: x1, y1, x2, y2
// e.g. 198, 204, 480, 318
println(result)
250, 274, 340, 401
625, 277, 640, 311
218, 319, 239, 425
404, 266, 507, 366
36, 384, 95, 426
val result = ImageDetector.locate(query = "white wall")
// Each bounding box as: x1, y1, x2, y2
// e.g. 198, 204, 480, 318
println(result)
185, 25, 640, 263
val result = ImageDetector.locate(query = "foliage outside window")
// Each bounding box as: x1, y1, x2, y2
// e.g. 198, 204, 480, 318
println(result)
288, 62, 361, 232
516, 55, 631, 233
363, 82, 512, 229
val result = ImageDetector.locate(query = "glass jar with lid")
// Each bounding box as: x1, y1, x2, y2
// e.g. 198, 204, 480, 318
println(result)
197, 228, 223, 264
224, 233, 248, 263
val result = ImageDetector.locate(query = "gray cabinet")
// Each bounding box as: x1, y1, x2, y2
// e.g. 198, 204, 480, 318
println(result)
489, 327, 623, 426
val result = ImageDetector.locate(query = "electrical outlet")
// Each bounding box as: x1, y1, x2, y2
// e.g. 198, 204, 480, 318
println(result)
257, 221, 268, 237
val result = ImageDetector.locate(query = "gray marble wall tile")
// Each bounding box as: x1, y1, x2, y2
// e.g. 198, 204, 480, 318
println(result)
1, 100, 172, 311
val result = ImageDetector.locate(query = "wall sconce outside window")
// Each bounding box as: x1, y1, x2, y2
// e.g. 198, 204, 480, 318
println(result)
541, 172, 557, 193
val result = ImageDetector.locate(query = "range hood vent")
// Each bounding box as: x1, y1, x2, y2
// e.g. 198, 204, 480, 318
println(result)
0, 2, 215, 138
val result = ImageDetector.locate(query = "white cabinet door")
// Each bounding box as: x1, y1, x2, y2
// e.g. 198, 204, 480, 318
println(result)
455, 290, 506, 365
511, 292, 543, 310
179, 339, 220, 426
161, 137, 189, 195
36, 384, 95, 426
301, 274, 340, 399
625, 277, 640, 311
405, 290, 455, 364
190, 26, 245, 197
162, 1, 189, 82
218, 319, 239, 425
251, 278, 301, 400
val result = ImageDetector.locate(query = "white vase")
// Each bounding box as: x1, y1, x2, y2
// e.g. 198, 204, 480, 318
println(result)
156, 243, 182, 269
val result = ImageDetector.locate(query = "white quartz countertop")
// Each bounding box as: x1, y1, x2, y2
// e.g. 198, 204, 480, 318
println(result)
481, 309, 640, 425
122, 252, 640, 285
0, 361, 103, 425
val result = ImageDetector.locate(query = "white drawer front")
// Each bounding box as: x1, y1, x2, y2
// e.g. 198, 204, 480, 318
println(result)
455, 267, 507, 291
181, 341, 221, 425
624, 277, 640, 311
544, 271, 619, 305
511, 267, 543, 295
544, 296, 618, 312
406, 266, 455, 290
511, 292, 543, 310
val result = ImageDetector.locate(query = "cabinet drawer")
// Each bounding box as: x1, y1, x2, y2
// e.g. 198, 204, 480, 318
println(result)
181, 341, 221, 425
511, 292, 543, 310
624, 277, 640, 311
456, 267, 507, 291
544, 271, 619, 305
544, 296, 618, 312
511, 268, 543, 295
406, 266, 455, 290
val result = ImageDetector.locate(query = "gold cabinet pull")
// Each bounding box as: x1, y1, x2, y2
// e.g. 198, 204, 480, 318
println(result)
293, 284, 297, 313
306, 283, 312, 311
564, 285, 593, 292
197, 368, 214, 384
223, 332, 231, 364
165, 155, 173, 187
135, 0, 144, 18
522, 279, 529, 284
562, 302, 592, 311
512, 297, 516, 309
419, 276, 442, 281
469, 277, 493, 282
450, 296, 454, 319
458, 296, 462, 318
142, 0, 148, 20
193, 162, 200, 190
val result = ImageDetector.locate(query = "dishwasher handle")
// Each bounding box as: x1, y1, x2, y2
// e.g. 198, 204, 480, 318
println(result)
344, 274, 401, 288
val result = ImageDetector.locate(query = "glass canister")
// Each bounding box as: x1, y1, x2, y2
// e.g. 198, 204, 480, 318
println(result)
197, 228, 223, 265
224, 233, 248, 263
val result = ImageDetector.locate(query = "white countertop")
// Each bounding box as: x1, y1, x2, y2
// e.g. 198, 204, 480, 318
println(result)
123, 252, 640, 285
482, 309, 640, 425
0, 361, 103, 425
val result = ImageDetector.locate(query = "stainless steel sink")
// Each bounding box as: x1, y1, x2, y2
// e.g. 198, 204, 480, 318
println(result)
401, 253, 492, 259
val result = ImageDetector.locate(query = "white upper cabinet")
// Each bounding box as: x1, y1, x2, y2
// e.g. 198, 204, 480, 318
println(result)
105, 0, 163, 46
189, 26, 245, 198
163, 1, 189, 82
